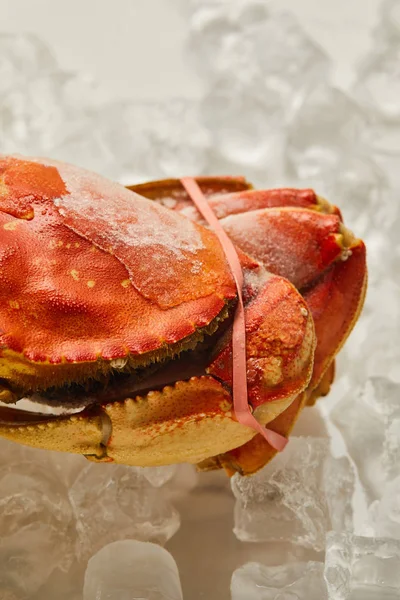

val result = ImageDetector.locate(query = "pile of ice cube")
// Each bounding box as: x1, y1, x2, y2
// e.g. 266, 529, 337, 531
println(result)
0, 0, 399, 598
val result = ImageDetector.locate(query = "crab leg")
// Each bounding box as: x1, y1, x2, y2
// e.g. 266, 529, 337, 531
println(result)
197, 210, 366, 475
216, 207, 366, 393
128, 176, 252, 213
129, 178, 342, 221
0, 272, 315, 465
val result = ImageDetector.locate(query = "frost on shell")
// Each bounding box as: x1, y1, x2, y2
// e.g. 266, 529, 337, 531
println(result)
53, 161, 205, 259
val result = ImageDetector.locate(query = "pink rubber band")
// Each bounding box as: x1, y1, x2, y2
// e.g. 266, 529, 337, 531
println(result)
181, 177, 288, 452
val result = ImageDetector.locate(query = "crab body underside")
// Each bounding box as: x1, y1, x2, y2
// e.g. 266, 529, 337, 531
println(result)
0, 157, 366, 475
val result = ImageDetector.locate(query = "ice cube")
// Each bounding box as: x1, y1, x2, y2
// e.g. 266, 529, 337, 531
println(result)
254, 12, 331, 106
47, 451, 88, 489
79, 99, 210, 184
187, 0, 270, 81
368, 475, 400, 539
231, 437, 354, 551
144, 99, 210, 177
51, 122, 121, 182
383, 418, 400, 480
83, 540, 183, 600
0, 462, 75, 596
321, 153, 387, 237
353, 44, 400, 155
231, 561, 327, 600
200, 78, 285, 173
0, 434, 86, 489
378, 0, 400, 43
188, 0, 270, 25
0, 72, 99, 160
292, 404, 330, 438
188, 7, 329, 110
286, 86, 368, 183
0, 591, 21, 600
140, 465, 178, 488
69, 462, 180, 560
32, 561, 85, 600
0, 33, 57, 96
0, 437, 33, 467
324, 532, 400, 600
331, 377, 400, 502
163, 464, 199, 503
336, 280, 400, 392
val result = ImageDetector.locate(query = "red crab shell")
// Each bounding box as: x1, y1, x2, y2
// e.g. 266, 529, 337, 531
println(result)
0, 156, 366, 475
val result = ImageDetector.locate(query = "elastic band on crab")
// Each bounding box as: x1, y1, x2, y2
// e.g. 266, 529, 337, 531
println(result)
180, 177, 288, 453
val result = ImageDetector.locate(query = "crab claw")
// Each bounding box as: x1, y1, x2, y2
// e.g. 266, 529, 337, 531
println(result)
0, 406, 108, 458
197, 392, 307, 476
0, 269, 315, 466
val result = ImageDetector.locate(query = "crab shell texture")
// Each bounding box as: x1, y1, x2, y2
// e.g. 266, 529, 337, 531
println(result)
0, 156, 367, 475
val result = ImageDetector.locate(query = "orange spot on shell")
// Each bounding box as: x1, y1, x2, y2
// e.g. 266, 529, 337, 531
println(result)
3, 221, 18, 231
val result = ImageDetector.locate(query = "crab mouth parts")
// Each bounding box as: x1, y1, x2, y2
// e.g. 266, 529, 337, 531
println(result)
0, 316, 233, 420
25, 348, 216, 411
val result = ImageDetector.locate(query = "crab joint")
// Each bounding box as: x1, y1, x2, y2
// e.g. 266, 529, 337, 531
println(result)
84, 407, 113, 461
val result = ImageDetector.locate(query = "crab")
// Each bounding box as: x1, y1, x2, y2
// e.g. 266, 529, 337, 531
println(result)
0, 156, 366, 475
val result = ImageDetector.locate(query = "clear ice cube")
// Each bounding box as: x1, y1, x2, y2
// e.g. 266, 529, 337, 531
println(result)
0, 33, 56, 96
377, 0, 400, 44
0, 462, 75, 596
286, 85, 368, 183
163, 464, 199, 503
0, 435, 86, 489
188, 7, 330, 109
331, 377, 400, 503
339, 280, 400, 385
32, 561, 85, 600
254, 12, 331, 106
368, 475, 400, 539
79, 99, 210, 184
47, 450, 88, 489
321, 153, 387, 236
0, 73, 91, 156
69, 462, 180, 560
353, 44, 400, 154
187, 0, 270, 81
140, 465, 178, 488
231, 437, 354, 551
231, 561, 327, 600
324, 532, 400, 600
200, 78, 285, 172
83, 540, 183, 600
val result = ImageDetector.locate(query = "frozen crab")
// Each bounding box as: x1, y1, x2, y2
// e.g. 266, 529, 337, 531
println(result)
0, 156, 366, 475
